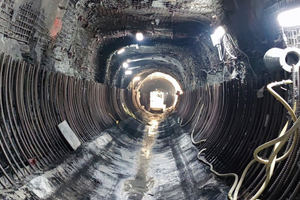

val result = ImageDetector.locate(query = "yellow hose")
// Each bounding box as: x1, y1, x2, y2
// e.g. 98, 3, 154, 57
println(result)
233, 79, 299, 200
196, 79, 299, 200
267, 80, 296, 122
198, 149, 239, 200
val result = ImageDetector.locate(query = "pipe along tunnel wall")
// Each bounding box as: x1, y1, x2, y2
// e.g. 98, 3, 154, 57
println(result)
0, 54, 298, 199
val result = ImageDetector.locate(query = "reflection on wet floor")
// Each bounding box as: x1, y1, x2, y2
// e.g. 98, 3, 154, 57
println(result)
1, 118, 229, 200
123, 120, 158, 199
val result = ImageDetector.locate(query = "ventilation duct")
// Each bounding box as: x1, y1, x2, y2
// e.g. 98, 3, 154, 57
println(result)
263, 47, 300, 72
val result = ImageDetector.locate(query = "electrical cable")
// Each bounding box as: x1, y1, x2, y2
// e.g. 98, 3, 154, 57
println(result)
217, 35, 226, 61
227, 34, 257, 77
197, 149, 239, 200
233, 79, 299, 200
191, 104, 205, 145
196, 79, 299, 200
105, 106, 119, 124
108, 112, 119, 124
223, 34, 237, 59
193, 90, 238, 198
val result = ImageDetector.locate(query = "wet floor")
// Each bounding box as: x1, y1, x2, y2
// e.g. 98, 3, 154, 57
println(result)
123, 121, 157, 199
1, 118, 229, 200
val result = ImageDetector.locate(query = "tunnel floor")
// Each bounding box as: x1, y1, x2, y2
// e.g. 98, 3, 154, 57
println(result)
3, 118, 229, 200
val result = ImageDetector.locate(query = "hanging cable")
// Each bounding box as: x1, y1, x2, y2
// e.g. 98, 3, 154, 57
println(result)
193, 93, 238, 199
196, 79, 299, 200
227, 34, 257, 77
223, 34, 237, 59
233, 79, 299, 200
191, 104, 205, 145
197, 149, 239, 200
217, 35, 226, 61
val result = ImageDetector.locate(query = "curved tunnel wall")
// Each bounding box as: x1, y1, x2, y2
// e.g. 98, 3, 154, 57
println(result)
174, 74, 300, 200
0, 0, 299, 199
0, 52, 299, 199
0, 54, 136, 189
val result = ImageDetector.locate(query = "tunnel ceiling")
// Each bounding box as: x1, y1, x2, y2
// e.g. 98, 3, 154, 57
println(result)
69, 0, 226, 85
85, 0, 224, 29
109, 42, 217, 90
0, 0, 294, 88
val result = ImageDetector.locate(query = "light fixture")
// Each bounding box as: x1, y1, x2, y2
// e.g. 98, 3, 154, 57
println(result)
133, 76, 140, 81
210, 26, 226, 46
278, 7, 300, 27
117, 48, 125, 54
125, 70, 132, 75
136, 32, 144, 41
122, 62, 129, 68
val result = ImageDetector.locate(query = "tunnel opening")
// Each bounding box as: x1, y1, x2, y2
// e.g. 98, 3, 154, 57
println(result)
132, 72, 183, 119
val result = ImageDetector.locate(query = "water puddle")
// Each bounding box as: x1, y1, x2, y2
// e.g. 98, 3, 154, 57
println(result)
123, 120, 158, 199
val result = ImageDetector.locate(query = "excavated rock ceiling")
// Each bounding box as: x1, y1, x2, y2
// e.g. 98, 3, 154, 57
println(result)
85, 0, 224, 31
79, 0, 225, 89
0, 0, 226, 88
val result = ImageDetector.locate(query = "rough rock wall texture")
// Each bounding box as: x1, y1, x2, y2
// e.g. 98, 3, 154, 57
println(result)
0, 0, 225, 85
1, 0, 295, 85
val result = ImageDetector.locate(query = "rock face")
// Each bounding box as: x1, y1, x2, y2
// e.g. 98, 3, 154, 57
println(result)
2, 118, 228, 200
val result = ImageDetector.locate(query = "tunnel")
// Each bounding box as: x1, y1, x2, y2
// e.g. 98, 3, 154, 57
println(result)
0, 0, 300, 199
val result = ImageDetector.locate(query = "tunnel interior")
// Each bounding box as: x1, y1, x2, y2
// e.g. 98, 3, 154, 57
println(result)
0, 0, 300, 200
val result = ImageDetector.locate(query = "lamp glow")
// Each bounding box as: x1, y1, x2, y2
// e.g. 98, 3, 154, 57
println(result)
122, 62, 129, 68
136, 32, 144, 41
117, 48, 125, 54
278, 7, 300, 27
133, 76, 141, 81
125, 70, 132, 75
210, 26, 226, 46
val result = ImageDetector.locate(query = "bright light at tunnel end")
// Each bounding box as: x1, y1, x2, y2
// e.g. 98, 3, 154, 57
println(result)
278, 7, 300, 27
136, 32, 144, 41
136, 72, 183, 115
